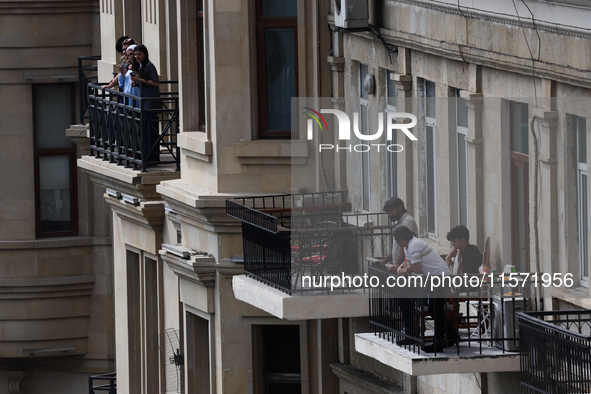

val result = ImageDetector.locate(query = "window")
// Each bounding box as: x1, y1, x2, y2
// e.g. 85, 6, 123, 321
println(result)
385, 70, 398, 199
360, 63, 370, 211
575, 116, 588, 285
33, 84, 77, 238
197, 0, 207, 131
424, 80, 437, 235
253, 325, 302, 393
456, 89, 468, 226
256, 0, 297, 139
510, 102, 529, 272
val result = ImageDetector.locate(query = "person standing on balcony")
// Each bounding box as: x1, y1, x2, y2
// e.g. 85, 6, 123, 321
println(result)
445, 225, 483, 274
393, 225, 458, 353
118, 45, 140, 106
101, 37, 138, 91
379, 198, 418, 272
131, 45, 162, 164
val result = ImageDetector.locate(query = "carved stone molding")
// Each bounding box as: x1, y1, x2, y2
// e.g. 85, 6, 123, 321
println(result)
1, 371, 32, 394
393, 0, 591, 39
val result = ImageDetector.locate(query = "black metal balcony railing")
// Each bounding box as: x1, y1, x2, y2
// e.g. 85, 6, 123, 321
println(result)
78, 55, 101, 124
369, 264, 541, 356
86, 83, 180, 171
227, 192, 393, 295
89, 373, 116, 394
518, 310, 591, 394
78, 56, 180, 171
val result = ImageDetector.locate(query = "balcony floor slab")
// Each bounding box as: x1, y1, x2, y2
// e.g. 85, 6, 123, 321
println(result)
232, 275, 369, 320
355, 332, 520, 376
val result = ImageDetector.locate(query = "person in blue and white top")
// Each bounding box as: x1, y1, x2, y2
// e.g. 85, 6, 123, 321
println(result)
118, 44, 140, 106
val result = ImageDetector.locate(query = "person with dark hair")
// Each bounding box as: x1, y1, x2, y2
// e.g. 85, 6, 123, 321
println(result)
393, 225, 456, 353
445, 225, 482, 274
130, 45, 162, 164
102, 37, 138, 91
379, 198, 418, 272
115, 35, 130, 55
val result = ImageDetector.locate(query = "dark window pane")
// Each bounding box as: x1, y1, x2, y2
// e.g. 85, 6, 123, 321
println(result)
360, 63, 369, 99
426, 81, 435, 118
579, 118, 587, 164
262, 0, 297, 17
458, 134, 467, 226
511, 102, 528, 155
427, 126, 435, 233
265, 28, 296, 131
39, 155, 72, 233
387, 71, 397, 107
262, 325, 300, 374
457, 93, 468, 128
35, 85, 74, 149
362, 105, 369, 210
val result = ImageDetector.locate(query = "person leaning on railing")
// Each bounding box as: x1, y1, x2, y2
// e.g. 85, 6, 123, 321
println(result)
378, 197, 418, 272
130, 45, 162, 164
118, 45, 140, 106
393, 225, 458, 353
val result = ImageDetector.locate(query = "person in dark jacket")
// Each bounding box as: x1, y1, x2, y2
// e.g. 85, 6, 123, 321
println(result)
131, 45, 162, 165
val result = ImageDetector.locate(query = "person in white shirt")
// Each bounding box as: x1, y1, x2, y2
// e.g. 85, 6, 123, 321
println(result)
379, 198, 418, 272
393, 225, 457, 353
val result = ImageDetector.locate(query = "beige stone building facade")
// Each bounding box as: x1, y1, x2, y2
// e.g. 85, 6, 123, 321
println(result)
0, 1, 115, 393
74, 0, 591, 394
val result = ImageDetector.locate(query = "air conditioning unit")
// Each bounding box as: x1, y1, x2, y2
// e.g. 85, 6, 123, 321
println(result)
492, 297, 527, 351
334, 0, 368, 29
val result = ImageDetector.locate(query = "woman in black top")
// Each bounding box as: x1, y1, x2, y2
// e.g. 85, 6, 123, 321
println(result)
131, 45, 162, 165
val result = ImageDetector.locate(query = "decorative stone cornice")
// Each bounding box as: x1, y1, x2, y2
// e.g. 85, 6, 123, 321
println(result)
327, 56, 345, 72
393, 0, 591, 39
105, 195, 166, 231
1, 371, 32, 394
161, 251, 217, 287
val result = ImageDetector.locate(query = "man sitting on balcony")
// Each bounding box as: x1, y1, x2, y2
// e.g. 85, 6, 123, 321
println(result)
444, 225, 483, 274
393, 225, 458, 353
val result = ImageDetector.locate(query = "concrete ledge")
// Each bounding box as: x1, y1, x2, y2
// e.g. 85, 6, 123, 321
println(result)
354, 333, 520, 376
232, 275, 369, 320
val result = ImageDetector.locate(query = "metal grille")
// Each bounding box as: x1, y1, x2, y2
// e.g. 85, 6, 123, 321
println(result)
518, 310, 591, 394
163, 328, 184, 394
89, 373, 116, 394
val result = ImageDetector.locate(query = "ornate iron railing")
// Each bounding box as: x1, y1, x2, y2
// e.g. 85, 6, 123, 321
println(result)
78, 55, 101, 124
89, 372, 116, 394
87, 82, 180, 171
369, 264, 541, 356
518, 310, 591, 394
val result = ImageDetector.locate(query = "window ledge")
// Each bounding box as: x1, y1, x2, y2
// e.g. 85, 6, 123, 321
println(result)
235, 140, 308, 165
178, 132, 213, 162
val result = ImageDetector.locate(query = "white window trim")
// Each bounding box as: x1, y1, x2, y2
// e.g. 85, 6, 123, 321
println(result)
576, 116, 589, 287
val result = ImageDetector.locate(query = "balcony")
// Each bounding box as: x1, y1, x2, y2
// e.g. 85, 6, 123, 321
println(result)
77, 56, 180, 200
518, 310, 591, 394
355, 266, 542, 375
227, 192, 392, 320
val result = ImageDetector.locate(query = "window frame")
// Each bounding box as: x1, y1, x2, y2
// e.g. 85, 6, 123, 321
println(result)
456, 89, 468, 227
509, 101, 530, 272
385, 69, 398, 199
255, 0, 298, 139
33, 83, 78, 238
197, 0, 207, 132
424, 80, 437, 237
360, 63, 370, 211
575, 115, 588, 286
